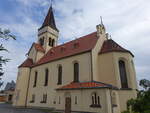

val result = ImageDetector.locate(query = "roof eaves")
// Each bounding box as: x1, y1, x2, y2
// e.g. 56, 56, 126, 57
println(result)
99, 50, 134, 57
56, 86, 116, 91
32, 50, 92, 67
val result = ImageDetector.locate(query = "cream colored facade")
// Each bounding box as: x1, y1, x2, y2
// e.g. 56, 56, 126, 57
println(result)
13, 6, 138, 113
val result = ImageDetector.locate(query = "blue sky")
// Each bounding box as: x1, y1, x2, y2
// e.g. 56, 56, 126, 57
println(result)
0, 0, 150, 88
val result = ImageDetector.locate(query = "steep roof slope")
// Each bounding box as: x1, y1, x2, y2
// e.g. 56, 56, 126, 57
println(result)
19, 33, 134, 68
18, 58, 33, 68
56, 81, 118, 90
34, 32, 98, 66
28, 43, 45, 55
34, 43, 45, 53
39, 6, 58, 31
99, 39, 134, 56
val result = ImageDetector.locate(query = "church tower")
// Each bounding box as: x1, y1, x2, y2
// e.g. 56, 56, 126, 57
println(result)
38, 5, 59, 53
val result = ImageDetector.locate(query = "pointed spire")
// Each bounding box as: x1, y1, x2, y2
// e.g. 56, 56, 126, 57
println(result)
100, 16, 103, 25
40, 3, 58, 31
100, 16, 106, 31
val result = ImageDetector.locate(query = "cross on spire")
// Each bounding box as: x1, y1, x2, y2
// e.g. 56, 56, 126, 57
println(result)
50, 0, 54, 7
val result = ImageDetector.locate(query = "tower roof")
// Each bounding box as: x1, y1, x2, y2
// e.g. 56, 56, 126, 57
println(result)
40, 6, 58, 31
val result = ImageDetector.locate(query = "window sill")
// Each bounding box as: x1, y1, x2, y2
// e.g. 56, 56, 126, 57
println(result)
57, 83, 62, 85
90, 104, 101, 108
120, 88, 132, 90
29, 101, 34, 103
40, 101, 46, 103
72, 81, 79, 83
112, 104, 117, 107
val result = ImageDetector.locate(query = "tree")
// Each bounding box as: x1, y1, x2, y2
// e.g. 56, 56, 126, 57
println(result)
122, 79, 150, 113
0, 28, 16, 88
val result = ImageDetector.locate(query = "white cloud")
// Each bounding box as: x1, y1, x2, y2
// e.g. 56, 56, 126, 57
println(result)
1, 0, 150, 88
14, 0, 49, 7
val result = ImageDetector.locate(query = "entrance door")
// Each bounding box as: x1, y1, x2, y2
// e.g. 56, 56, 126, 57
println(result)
65, 97, 71, 113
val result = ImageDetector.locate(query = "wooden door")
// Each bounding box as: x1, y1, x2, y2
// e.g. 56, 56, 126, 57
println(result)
65, 97, 71, 113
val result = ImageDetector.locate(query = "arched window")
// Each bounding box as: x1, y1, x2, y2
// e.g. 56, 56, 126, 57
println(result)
57, 65, 62, 85
119, 60, 128, 88
33, 71, 38, 87
30, 94, 35, 103
44, 69, 49, 86
91, 92, 101, 107
49, 38, 52, 46
92, 95, 94, 105
39, 38, 44, 46
58, 96, 61, 104
75, 96, 77, 104
97, 96, 100, 105
112, 92, 117, 107
74, 62, 79, 82
40, 94, 47, 103
52, 39, 55, 47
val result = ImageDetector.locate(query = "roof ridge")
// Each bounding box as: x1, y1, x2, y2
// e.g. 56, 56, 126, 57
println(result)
33, 31, 98, 66
52, 31, 97, 49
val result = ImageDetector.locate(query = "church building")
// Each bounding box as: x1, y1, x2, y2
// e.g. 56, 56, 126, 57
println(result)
13, 5, 138, 113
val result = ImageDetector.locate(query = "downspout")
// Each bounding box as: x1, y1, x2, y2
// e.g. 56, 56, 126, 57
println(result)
14, 69, 20, 106
25, 67, 32, 107
109, 89, 114, 113
90, 51, 93, 81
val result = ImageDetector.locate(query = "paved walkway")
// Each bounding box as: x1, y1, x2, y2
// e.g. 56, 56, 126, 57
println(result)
0, 103, 47, 113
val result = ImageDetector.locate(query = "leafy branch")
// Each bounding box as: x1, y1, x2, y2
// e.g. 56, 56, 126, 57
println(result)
0, 28, 16, 40
122, 79, 150, 113
0, 28, 16, 88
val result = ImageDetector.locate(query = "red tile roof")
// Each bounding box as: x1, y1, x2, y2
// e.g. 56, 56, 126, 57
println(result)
34, 43, 45, 53
34, 32, 98, 66
19, 33, 134, 68
99, 39, 134, 57
18, 58, 33, 68
56, 81, 117, 90
39, 6, 58, 31
27, 43, 45, 55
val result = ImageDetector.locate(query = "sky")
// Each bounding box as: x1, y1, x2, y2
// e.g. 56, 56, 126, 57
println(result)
0, 0, 150, 88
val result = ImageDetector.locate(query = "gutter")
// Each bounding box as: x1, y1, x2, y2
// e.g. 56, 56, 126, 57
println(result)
90, 50, 93, 81
109, 88, 114, 113
32, 50, 91, 68
25, 67, 31, 107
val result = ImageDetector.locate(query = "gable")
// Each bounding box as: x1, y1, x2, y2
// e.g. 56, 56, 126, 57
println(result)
18, 58, 33, 68
28, 43, 45, 56
33, 32, 98, 67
